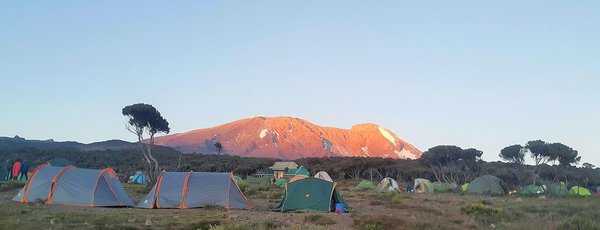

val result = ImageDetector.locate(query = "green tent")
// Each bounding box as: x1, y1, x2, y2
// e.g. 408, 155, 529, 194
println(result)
285, 166, 310, 177
519, 185, 544, 196
548, 183, 569, 197
274, 177, 345, 212
275, 178, 288, 187
570, 186, 592, 197
465, 175, 507, 195
461, 183, 469, 192
354, 180, 375, 191
432, 182, 456, 193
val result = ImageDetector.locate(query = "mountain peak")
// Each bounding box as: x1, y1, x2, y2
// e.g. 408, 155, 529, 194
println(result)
153, 116, 422, 160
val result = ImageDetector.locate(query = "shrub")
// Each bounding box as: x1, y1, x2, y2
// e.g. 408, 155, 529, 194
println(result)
461, 203, 503, 216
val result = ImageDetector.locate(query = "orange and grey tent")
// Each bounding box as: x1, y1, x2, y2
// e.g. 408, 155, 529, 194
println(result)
13, 164, 134, 207
137, 171, 252, 209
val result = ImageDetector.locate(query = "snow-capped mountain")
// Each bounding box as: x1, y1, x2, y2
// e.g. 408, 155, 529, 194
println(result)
152, 116, 422, 160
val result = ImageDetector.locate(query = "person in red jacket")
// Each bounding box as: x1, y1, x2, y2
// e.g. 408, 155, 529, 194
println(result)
12, 160, 21, 180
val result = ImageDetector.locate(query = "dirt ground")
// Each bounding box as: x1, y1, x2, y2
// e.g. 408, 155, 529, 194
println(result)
0, 180, 599, 230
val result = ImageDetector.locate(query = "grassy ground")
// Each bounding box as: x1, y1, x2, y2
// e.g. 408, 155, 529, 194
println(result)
0, 180, 599, 229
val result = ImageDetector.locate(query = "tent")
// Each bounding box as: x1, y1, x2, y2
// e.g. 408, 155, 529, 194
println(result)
137, 171, 252, 209
547, 183, 568, 197
519, 185, 544, 196
461, 183, 469, 192
466, 175, 507, 195
314, 171, 333, 182
354, 180, 375, 191
376, 177, 400, 193
569, 186, 592, 197
13, 164, 133, 207
414, 178, 434, 193
128, 171, 148, 185
285, 166, 310, 177
432, 182, 456, 193
275, 178, 288, 187
274, 177, 345, 212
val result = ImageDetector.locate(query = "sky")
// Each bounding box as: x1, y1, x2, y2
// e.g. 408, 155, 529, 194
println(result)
1, 1, 599, 165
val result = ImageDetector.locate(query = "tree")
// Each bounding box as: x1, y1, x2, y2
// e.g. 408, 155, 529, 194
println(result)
583, 162, 596, 169
214, 142, 223, 155
499, 144, 527, 185
525, 140, 556, 185
499, 145, 526, 164
122, 103, 170, 185
549, 143, 580, 167
421, 145, 482, 184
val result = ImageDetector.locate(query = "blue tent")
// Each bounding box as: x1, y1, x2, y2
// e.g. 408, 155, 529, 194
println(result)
13, 165, 134, 207
128, 171, 148, 185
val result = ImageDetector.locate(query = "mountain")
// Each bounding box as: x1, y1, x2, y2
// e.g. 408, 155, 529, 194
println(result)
152, 116, 422, 160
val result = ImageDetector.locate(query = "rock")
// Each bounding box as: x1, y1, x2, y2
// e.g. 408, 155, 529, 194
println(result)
145, 218, 153, 226
128, 218, 136, 223
538, 195, 547, 199
228, 215, 239, 221
50, 218, 56, 224
516, 198, 523, 202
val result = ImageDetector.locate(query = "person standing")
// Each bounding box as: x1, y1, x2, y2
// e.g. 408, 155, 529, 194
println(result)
5, 160, 13, 181
20, 161, 29, 180
12, 160, 21, 180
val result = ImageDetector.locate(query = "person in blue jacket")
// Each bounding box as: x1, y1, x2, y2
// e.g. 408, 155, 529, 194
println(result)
19, 161, 29, 180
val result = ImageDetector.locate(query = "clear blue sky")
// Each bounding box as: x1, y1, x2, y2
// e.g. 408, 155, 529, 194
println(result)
1, 1, 599, 165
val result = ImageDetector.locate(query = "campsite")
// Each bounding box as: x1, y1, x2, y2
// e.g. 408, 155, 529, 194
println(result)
1, 141, 600, 229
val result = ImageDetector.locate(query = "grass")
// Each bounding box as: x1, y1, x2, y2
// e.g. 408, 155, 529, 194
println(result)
207, 221, 285, 230
0, 180, 26, 191
353, 215, 404, 230
376, 192, 410, 206
304, 214, 336, 225
1, 180, 600, 229
557, 217, 600, 230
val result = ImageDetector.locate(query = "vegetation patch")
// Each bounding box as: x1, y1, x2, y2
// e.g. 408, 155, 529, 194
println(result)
208, 221, 285, 230
305, 214, 336, 225
376, 192, 409, 205
353, 215, 404, 230
186, 220, 222, 230
0, 181, 26, 192
461, 203, 503, 216
557, 217, 600, 230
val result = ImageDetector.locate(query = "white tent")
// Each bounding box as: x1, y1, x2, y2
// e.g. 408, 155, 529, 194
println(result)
414, 178, 434, 193
376, 177, 400, 192
313, 171, 333, 182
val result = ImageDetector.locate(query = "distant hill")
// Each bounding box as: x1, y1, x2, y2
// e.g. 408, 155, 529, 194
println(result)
0, 136, 168, 152
153, 116, 422, 160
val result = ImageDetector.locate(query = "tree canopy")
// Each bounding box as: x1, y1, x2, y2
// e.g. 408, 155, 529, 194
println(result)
499, 144, 526, 164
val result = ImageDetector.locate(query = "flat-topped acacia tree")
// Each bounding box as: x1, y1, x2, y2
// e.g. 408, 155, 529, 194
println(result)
122, 103, 170, 185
